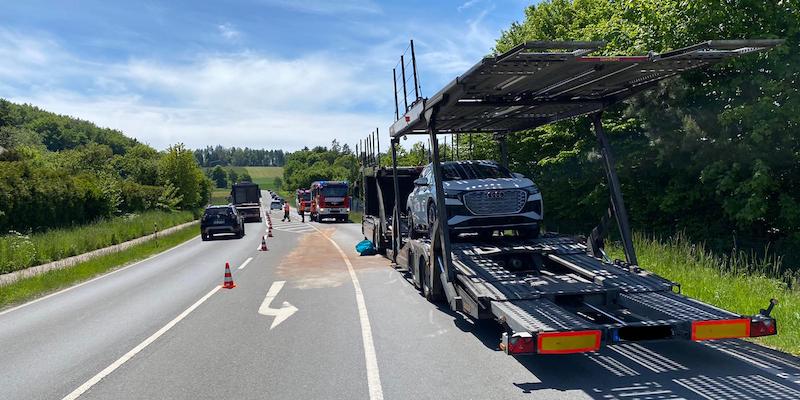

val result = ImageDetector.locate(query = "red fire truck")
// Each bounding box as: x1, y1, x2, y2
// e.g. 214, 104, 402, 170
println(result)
296, 189, 312, 211
310, 181, 350, 222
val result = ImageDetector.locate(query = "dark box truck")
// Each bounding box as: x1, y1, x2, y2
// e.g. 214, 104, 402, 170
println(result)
231, 182, 262, 222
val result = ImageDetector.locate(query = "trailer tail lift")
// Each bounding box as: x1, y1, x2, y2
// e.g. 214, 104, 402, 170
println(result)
367, 39, 782, 357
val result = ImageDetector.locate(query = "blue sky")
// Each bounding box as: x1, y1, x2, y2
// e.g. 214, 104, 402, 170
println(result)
0, 0, 532, 150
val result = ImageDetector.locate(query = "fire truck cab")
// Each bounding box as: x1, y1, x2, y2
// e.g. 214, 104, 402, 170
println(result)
310, 181, 350, 222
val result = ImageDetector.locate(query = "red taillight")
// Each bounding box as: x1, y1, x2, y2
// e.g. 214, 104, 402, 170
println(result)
506, 334, 535, 354
750, 318, 777, 337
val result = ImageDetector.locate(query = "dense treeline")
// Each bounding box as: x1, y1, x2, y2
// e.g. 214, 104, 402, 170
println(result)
474, 0, 799, 265
0, 99, 210, 234
194, 145, 285, 167
282, 140, 357, 191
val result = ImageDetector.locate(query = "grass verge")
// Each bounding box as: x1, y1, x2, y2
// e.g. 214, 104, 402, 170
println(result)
349, 211, 363, 224
0, 223, 198, 310
609, 233, 799, 355
0, 210, 196, 275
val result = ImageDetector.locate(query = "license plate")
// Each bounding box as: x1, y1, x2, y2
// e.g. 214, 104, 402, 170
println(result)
213, 220, 225, 225
330, 209, 339, 213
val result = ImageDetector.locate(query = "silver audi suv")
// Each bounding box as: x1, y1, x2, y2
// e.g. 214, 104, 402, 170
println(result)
406, 160, 542, 239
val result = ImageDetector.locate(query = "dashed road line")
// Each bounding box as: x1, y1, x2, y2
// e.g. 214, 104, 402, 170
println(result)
61, 285, 221, 400
238, 257, 253, 270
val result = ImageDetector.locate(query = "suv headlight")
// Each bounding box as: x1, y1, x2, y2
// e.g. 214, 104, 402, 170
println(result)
525, 185, 540, 195
444, 190, 461, 199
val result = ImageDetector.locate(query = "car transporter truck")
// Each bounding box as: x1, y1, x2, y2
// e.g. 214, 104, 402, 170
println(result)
360, 39, 783, 356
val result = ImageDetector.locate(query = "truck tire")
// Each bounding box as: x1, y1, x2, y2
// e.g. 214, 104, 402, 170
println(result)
407, 208, 419, 239
423, 255, 445, 303
201, 233, 209, 241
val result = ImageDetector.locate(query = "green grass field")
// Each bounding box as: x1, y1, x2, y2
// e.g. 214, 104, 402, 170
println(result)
207, 166, 284, 205
0, 210, 196, 275
0, 224, 198, 309
609, 233, 799, 355
243, 166, 283, 189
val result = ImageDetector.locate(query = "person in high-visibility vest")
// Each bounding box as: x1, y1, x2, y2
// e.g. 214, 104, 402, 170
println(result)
299, 201, 306, 223
310, 201, 317, 223
282, 202, 291, 222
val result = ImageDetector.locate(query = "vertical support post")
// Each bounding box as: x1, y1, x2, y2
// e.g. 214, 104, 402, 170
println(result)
376, 127, 380, 167
426, 109, 454, 283
410, 39, 420, 100
498, 133, 509, 168
455, 133, 460, 160
393, 68, 400, 121
390, 137, 401, 263
592, 112, 638, 265
400, 55, 408, 112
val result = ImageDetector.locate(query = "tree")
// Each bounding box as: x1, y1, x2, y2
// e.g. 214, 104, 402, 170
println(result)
158, 143, 205, 209
211, 165, 228, 188
228, 169, 239, 185
492, 0, 800, 261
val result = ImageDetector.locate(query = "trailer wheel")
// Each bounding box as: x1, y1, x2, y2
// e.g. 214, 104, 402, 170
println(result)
407, 208, 419, 239
423, 255, 445, 303
414, 255, 426, 291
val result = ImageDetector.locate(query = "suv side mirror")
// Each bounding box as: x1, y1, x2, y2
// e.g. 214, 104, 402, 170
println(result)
414, 177, 429, 186
512, 172, 525, 179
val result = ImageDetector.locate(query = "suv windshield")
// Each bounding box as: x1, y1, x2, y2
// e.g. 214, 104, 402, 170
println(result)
441, 162, 513, 181
322, 187, 348, 197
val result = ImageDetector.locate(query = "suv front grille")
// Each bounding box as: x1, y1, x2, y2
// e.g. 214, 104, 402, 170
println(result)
463, 189, 527, 215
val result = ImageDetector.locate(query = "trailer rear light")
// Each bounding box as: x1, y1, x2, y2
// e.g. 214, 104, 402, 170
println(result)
750, 318, 777, 337
500, 332, 535, 355
691, 319, 750, 341
537, 330, 601, 354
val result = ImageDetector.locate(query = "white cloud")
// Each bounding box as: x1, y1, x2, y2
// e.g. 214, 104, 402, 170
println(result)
217, 23, 241, 40
0, 3, 511, 152
458, 0, 483, 12
0, 30, 392, 151
14, 92, 389, 151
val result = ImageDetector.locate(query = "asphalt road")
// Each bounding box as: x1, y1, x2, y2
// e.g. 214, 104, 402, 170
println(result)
2, 202, 800, 399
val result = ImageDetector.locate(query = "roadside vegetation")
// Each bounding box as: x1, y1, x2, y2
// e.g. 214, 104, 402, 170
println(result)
0, 99, 210, 274
610, 234, 800, 355
0, 210, 194, 274
0, 223, 198, 309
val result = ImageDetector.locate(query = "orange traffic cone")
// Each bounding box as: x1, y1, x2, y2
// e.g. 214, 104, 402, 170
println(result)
222, 262, 236, 289
268, 226, 273, 238
260, 236, 269, 251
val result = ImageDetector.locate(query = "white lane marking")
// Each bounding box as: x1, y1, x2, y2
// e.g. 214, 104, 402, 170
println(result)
238, 257, 253, 270
0, 235, 199, 317
257, 280, 298, 329
307, 223, 384, 400
61, 285, 220, 400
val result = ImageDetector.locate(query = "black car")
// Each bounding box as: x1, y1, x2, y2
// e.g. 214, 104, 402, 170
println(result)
201, 205, 245, 241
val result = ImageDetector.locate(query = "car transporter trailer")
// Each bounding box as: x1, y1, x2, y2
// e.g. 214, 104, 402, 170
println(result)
360, 39, 783, 356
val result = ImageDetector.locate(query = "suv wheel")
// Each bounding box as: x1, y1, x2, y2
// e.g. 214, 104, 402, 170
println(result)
426, 201, 437, 238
